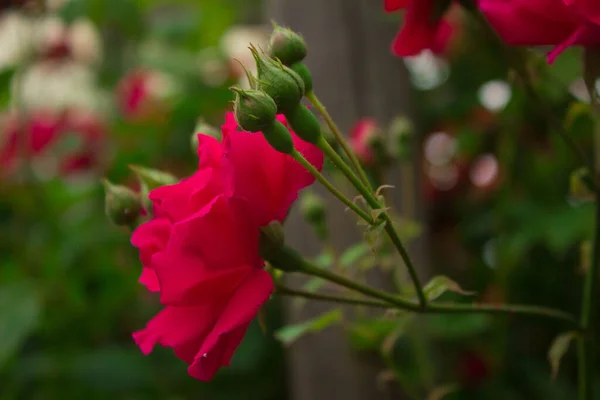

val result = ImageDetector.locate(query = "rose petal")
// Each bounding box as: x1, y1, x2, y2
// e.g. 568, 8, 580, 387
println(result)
188, 267, 273, 381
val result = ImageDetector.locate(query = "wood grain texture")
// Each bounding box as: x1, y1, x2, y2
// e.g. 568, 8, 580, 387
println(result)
265, 1, 427, 399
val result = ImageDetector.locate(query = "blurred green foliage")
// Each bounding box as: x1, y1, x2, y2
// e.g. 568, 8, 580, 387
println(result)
0, 0, 285, 399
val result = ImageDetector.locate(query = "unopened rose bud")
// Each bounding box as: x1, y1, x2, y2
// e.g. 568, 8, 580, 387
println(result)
103, 179, 142, 227
232, 87, 277, 132
388, 115, 414, 160
250, 45, 304, 113
269, 23, 307, 66
192, 118, 221, 151
262, 119, 295, 154
290, 62, 312, 93
300, 191, 327, 240
285, 105, 321, 145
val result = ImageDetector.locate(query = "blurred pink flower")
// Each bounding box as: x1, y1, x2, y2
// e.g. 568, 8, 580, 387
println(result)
131, 112, 323, 381
349, 118, 380, 166
0, 108, 104, 176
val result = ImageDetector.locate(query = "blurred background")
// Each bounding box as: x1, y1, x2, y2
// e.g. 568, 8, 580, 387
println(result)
0, 0, 596, 399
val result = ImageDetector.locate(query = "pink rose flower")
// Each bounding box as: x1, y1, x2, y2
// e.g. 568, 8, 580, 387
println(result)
384, 0, 454, 56
480, 0, 600, 63
349, 118, 380, 166
131, 112, 323, 381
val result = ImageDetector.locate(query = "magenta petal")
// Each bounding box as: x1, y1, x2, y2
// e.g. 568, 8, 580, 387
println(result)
188, 268, 273, 381
133, 303, 218, 358
153, 195, 260, 305
139, 267, 160, 292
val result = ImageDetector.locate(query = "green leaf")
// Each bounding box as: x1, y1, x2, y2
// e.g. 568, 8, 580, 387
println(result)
275, 309, 342, 346
423, 275, 475, 301
548, 331, 578, 379
340, 243, 370, 268
0, 281, 42, 367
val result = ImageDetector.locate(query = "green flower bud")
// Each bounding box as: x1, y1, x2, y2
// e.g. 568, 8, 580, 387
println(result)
300, 191, 327, 240
290, 62, 312, 93
250, 45, 304, 113
388, 115, 414, 160
103, 179, 143, 227
231, 87, 277, 132
269, 24, 307, 66
285, 105, 321, 145
262, 120, 294, 154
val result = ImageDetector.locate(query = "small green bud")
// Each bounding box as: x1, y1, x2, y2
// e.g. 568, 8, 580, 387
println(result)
231, 87, 277, 132
262, 120, 295, 154
269, 24, 307, 66
250, 45, 304, 113
290, 62, 312, 93
103, 179, 143, 227
300, 191, 327, 240
388, 115, 414, 160
285, 105, 321, 144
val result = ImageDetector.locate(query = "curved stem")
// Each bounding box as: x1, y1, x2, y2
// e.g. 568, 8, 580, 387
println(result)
578, 107, 600, 400
306, 91, 372, 190
317, 137, 428, 307
293, 255, 580, 329
275, 285, 390, 308
290, 149, 374, 225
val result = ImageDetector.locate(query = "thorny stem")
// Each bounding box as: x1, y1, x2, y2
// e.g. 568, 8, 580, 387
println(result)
316, 136, 428, 308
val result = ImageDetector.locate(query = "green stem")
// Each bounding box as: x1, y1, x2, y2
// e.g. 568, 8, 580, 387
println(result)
306, 90, 372, 190
317, 136, 428, 307
275, 285, 390, 308
576, 75, 600, 400
285, 254, 581, 328
290, 149, 374, 225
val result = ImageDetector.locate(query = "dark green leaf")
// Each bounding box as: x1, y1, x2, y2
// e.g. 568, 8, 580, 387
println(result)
548, 331, 578, 379
275, 309, 342, 346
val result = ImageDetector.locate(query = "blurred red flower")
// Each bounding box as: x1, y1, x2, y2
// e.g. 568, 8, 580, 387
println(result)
384, 0, 454, 56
